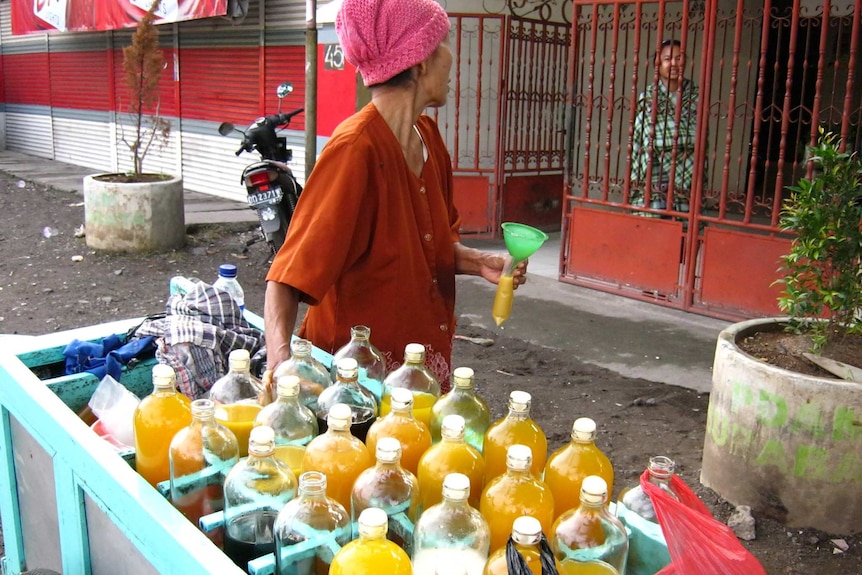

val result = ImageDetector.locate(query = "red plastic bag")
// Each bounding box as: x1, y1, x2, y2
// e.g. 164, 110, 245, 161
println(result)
640, 470, 766, 575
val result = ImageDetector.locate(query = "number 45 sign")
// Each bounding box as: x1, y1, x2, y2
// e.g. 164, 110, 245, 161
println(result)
325, 44, 345, 70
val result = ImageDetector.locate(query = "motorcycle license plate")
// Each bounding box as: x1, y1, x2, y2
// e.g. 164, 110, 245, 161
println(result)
247, 186, 282, 207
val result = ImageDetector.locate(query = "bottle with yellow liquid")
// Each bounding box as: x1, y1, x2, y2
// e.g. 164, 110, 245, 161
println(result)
366, 387, 431, 476
169, 398, 239, 531
479, 444, 555, 554
429, 367, 490, 453
315, 358, 378, 442
491, 258, 516, 327
483, 390, 547, 482
380, 343, 440, 429
330, 325, 387, 406
272, 338, 331, 412
329, 507, 413, 575
483, 516, 562, 575
301, 403, 373, 512
544, 417, 614, 519
210, 349, 264, 458
417, 414, 485, 512
134, 363, 192, 487
551, 476, 628, 574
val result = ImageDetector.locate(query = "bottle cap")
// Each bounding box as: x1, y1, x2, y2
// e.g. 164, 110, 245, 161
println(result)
336, 357, 359, 380
191, 398, 215, 417
506, 444, 532, 471
511, 516, 542, 544
152, 364, 176, 388
290, 338, 312, 356
440, 414, 466, 440
389, 387, 414, 411
248, 425, 275, 455
648, 455, 676, 479
404, 343, 426, 363
508, 390, 531, 412
276, 375, 301, 398
327, 403, 353, 429
441, 472, 470, 501
218, 263, 238, 278
228, 348, 251, 371
357, 507, 389, 538
452, 366, 474, 388
580, 475, 608, 505
571, 417, 597, 441
375, 437, 402, 462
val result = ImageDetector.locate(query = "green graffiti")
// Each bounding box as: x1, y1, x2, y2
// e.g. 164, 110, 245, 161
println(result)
832, 406, 862, 441
831, 450, 862, 484
755, 439, 788, 473
789, 401, 826, 439
756, 389, 788, 427
793, 445, 829, 480
731, 380, 754, 413
707, 409, 729, 447
730, 423, 754, 451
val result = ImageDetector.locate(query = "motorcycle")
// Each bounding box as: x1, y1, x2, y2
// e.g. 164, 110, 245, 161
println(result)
218, 82, 303, 254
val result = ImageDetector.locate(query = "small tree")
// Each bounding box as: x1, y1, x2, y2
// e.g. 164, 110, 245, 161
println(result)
777, 129, 862, 351
121, 0, 171, 179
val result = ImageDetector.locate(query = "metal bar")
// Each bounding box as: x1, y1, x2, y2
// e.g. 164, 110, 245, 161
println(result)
810, 0, 831, 148
840, 0, 862, 149
744, 0, 771, 226
453, 15, 462, 170
474, 17, 485, 171
772, 0, 801, 218
622, 2, 645, 205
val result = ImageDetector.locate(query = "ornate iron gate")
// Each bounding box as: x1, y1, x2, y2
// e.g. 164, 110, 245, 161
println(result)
561, 0, 861, 320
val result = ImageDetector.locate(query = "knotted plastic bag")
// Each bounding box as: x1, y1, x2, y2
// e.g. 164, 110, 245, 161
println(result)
505, 535, 559, 575
642, 470, 766, 575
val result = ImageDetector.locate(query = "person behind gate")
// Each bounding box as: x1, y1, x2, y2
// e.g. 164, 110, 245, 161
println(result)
263, 0, 528, 390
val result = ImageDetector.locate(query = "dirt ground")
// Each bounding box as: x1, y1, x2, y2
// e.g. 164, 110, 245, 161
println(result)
1, 172, 860, 574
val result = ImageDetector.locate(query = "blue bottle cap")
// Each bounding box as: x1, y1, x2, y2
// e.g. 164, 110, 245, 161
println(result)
218, 264, 238, 278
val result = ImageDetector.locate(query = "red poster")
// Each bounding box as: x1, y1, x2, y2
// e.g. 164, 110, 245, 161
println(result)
12, 0, 228, 34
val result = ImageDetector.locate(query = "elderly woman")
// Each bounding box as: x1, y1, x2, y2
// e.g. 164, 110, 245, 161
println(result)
264, 0, 528, 389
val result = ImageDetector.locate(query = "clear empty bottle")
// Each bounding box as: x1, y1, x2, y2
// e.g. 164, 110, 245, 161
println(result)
169, 398, 239, 532
429, 367, 490, 452
213, 263, 245, 311
211, 348, 265, 457
301, 403, 373, 513
417, 414, 485, 512
350, 436, 420, 553
380, 343, 441, 429
479, 444, 555, 554
544, 417, 614, 519
272, 338, 331, 412
412, 472, 490, 575
483, 390, 547, 482
315, 357, 378, 442
273, 471, 351, 575
551, 475, 628, 574
255, 375, 318, 478
329, 507, 413, 575
223, 425, 298, 573
617, 455, 679, 523
330, 325, 387, 406
483, 516, 562, 575
366, 386, 432, 476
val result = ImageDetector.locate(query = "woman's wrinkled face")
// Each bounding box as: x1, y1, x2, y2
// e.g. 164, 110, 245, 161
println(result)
425, 34, 453, 107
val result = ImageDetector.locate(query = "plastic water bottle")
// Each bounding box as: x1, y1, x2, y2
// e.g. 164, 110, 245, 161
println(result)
213, 264, 245, 311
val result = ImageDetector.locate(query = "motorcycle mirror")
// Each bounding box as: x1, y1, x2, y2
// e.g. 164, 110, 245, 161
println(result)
218, 122, 235, 136
276, 82, 293, 99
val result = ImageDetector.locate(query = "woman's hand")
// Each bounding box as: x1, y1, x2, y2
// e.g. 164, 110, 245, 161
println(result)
478, 253, 529, 289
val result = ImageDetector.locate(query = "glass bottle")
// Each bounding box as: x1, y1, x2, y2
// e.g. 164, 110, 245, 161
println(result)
479, 444, 555, 554
350, 436, 420, 553
366, 386, 432, 476
483, 516, 563, 575
429, 367, 490, 452
551, 476, 628, 574
273, 471, 351, 575
617, 455, 679, 523
223, 426, 298, 573
255, 375, 318, 478
380, 343, 440, 429
329, 507, 413, 575
417, 414, 485, 512
315, 357, 378, 442
169, 399, 239, 531
211, 348, 265, 457
330, 325, 387, 406
134, 363, 192, 487
544, 417, 614, 519
483, 390, 547, 482
412, 472, 490, 575
301, 403, 373, 513
272, 338, 331, 412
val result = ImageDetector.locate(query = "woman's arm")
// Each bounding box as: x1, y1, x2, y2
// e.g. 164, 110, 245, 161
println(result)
263, 280, 302, 371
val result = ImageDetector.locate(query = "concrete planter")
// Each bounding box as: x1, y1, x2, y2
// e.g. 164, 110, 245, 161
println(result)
83, 174, 185, 252
701, 317, 861, 534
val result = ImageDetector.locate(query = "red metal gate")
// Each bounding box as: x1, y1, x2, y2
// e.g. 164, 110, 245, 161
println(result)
561, 0, 861, 320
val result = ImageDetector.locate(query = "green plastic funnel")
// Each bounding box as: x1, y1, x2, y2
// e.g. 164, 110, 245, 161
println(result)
502, 222, 549, 263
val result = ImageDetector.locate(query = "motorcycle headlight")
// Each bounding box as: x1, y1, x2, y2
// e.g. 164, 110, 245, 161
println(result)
260, 206, 278, 221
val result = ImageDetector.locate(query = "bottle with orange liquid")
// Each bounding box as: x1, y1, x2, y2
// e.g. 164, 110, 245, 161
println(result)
169, 398, 239, 531
483, 516, 562, 575
417, 414, 485, 512
479, 444, 555, 554
551, 476, 628, 574
272, 338, 331, 412
315, 358, 378, 442
483, 390, 547, 482
544, 417, 614, 519
329, 507, 412, 575
380, 343, 440, 429
366, 386, 432, 476
134, 363, 192, 487
210, 349, 264, 457
429, 367, 490, 452
301, 403, 373, 512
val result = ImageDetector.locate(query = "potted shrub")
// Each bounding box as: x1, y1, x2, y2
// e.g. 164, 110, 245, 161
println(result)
700, 130, 862, 536
83, 0, 185, 252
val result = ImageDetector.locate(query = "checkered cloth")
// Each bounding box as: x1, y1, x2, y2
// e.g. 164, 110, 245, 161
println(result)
135, 283, 264, 399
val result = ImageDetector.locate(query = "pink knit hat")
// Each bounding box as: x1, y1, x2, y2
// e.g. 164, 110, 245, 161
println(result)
336, 0, 451, 86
